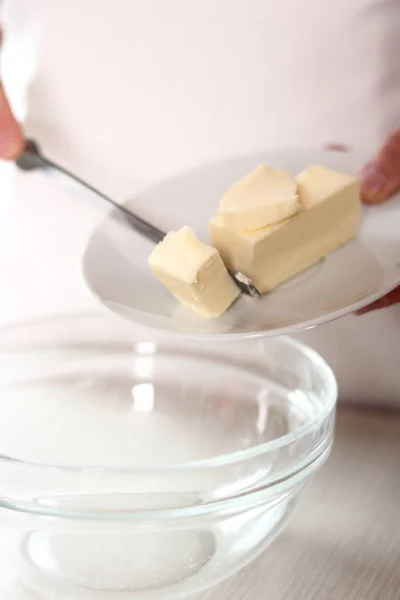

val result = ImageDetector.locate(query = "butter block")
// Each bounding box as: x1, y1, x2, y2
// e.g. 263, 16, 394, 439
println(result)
149, 226, 240, 318
297, 165, 359, 210
210, 166, 360, 294
219, 165, 300, 231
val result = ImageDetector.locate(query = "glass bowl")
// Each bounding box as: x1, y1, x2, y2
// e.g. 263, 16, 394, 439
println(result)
0, 313, 337, 599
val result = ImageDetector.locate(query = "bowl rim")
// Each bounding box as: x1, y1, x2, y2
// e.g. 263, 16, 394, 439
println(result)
0, 311, 338, 473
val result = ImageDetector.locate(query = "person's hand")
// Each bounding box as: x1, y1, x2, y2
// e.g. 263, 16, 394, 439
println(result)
0, 27, 25, 159
361, 129, 400, 206
356, 129, 400, 314
327, 133, 400, 315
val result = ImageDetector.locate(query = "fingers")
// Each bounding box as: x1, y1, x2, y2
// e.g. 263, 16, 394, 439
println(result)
325, 139, 400, 315
323, 140, 400, 315
0, 25, 25, 160
0, 80, 25, 159
325, 133, 400, 204
356, 286, 400, 315
360, 129, 400, 205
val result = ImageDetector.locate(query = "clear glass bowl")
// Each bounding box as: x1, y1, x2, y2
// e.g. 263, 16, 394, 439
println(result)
0, 313, 337, 599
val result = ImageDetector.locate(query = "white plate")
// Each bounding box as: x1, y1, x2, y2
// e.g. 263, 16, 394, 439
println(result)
82, 149, 400, 339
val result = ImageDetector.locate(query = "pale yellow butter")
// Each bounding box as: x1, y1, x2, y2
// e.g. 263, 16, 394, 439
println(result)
210, 166, 361, 294
149, 226, 240, 318
218, 164, 300, 231
297, 165, 359, 210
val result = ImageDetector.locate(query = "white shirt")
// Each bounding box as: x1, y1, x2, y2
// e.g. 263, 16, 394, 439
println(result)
1, 0, 400, 406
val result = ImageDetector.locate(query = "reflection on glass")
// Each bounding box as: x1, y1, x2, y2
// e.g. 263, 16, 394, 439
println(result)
131, 382, 154, 413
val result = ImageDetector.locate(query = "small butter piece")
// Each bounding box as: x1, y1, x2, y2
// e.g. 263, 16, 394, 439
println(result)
210, 166, 360, 294
149, 226, 240, 318
219, 165, 300, 231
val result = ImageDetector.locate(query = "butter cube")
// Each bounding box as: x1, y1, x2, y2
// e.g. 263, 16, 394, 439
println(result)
149, 226, 240, 318
219, 165, 300, 231
210, 166, 361, 294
